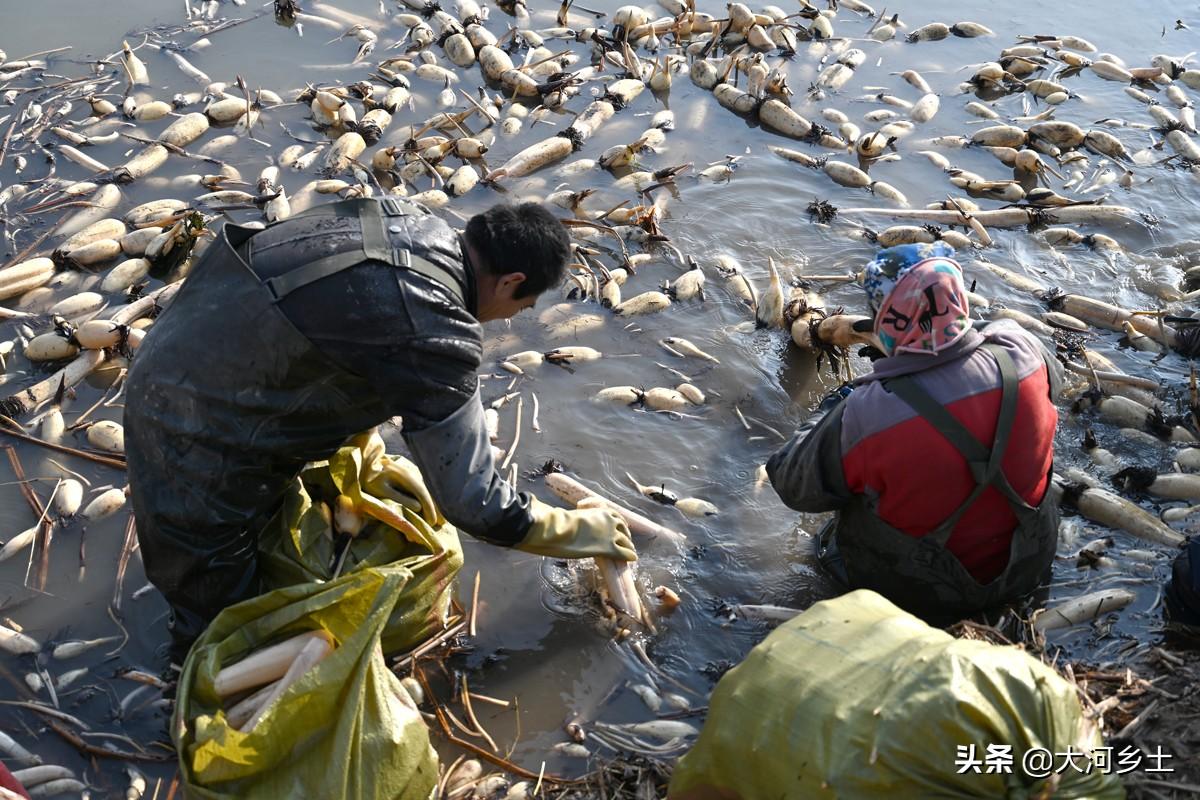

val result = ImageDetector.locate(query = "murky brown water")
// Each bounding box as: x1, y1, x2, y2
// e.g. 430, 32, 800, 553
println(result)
1, 0, 1198, 792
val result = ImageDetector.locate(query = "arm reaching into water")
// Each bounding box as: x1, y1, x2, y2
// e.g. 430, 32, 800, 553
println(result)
766, 390, 855, 513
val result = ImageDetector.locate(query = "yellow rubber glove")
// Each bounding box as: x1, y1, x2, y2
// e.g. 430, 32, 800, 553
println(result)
516, 497, 637, 561
348, 428, 387, 483
377, 456, 446, 529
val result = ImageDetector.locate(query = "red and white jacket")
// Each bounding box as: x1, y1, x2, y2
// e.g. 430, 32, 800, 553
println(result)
767, 320, 1061, 583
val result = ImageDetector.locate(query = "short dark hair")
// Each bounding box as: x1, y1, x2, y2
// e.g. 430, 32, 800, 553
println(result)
465, 203, 570, 299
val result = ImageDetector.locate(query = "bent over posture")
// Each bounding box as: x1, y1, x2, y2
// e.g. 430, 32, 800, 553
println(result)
125, 198, 635, 656
768, 243, 1062, 621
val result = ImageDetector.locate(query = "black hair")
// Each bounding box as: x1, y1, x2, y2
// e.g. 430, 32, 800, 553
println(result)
464, 203, 570, 299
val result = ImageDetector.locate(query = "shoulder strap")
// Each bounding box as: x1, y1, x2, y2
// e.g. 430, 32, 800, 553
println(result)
884, 343, 1029, 546
258, 198, 467, 304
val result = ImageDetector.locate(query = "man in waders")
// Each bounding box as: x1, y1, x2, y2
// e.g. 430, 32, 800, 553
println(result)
124, 198, 636, 659
767, 243, 1062, 623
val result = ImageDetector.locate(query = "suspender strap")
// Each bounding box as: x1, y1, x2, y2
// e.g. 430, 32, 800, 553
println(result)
884, 344, 1028, 546
262, 251, 364, 301
360, 195, 401, 265
406, 254, 468, 305
379, 197, 413, 216
256, 199, 468, 304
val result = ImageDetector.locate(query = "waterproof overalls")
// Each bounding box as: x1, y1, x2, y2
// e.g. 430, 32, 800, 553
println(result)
767, 321, 1061, 623
829, 344, 1058, 621
125, 197, 533, 653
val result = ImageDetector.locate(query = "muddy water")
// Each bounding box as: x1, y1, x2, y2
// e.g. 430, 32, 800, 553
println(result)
1, 0, 1198, 791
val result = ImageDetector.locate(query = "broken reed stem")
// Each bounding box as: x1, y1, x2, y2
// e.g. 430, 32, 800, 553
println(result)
20, 197, 104, 215
1062, 360, 1161, 391
460, 674, 499, 752
46, 457, 91, 485
469, 570, 481, 638
628, 640, 700, 698
533, 763, 546, 797
500, 396, 523, 472
67, 376, 125, 431
33, 514, 54, 593
15, 45, 72, 61
837, 205, 1141, 228
0, 211, 69, 270
113, 514, 138, 610
25, 479, 60, 589
414, 666, 583, 785
390, 615, 467, 672
0, 98, 29, 179
78, 523, 87, 583
44, 718, 172, 762
4, 443, 46, 519
947, 618, 1015, 647
467, 691, 512, 709
443, 704, 487, 741
4, 442, 57, 592
435, 754, 466, 798
518, 48, 575, 73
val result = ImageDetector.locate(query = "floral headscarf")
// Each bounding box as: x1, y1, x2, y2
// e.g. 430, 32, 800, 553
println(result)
862, 242, 972, 356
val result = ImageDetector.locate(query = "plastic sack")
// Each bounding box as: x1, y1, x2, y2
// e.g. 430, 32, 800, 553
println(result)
174, 566, 439, 799
258, 445, 463, 653
669, 590, 1124, 800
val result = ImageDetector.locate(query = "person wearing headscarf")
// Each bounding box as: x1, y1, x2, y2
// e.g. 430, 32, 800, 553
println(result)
767, 243, 1063, 622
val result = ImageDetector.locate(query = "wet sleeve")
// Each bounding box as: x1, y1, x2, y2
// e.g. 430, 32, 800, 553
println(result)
376, 329, 483, 431
279, 261, 534, 542
402, 387, 535, 545
766, 401, 853, 513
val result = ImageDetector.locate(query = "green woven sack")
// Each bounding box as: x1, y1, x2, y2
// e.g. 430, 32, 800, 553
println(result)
174, 566, 439, 799
670, 590, 1125, 800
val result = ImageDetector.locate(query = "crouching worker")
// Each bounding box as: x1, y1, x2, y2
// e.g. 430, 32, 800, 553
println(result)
124, 198, 636, 661
767, 243, 1063, 622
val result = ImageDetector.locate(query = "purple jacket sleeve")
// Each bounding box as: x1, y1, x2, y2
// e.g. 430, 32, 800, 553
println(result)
766, 399, 853, 513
